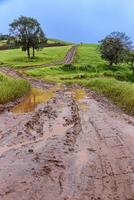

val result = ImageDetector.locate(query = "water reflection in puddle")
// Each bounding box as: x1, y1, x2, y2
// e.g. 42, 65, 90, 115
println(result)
12, 85, 60, 113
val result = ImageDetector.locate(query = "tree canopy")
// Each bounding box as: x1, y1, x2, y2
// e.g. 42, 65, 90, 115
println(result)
99, 32, 133, 67
9, 16, 47, 57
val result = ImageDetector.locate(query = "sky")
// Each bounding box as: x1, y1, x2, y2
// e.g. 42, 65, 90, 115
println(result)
0, 0, 134, 43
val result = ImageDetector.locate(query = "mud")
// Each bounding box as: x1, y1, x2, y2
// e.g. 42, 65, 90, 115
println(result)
12, 85, 61, 113
0, 69, 134, 199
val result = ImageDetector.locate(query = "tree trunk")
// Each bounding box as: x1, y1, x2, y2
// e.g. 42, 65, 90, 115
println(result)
33, 47, 35, 57
27, 47, 30, 58
109, 61, 113, 69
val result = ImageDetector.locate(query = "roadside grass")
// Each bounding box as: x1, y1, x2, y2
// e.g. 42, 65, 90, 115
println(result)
0, 46, 71, 68
0, 73, 30, 104
67, 78, 134, 115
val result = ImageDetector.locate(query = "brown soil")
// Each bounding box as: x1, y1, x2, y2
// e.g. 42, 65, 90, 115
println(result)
0, 69, 134, 200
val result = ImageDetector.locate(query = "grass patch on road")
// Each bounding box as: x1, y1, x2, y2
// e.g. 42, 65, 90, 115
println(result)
0, 46, 71, 68
0, 73, 30, 104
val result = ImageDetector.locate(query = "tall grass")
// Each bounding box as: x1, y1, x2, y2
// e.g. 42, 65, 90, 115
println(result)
0, 73, 30, 104
74, 78, 134, 115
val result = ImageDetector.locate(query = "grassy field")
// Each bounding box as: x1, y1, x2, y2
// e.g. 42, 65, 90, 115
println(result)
25, 44, 134, 115
0, 46, 71, 68
0, 73, 30, 104
74, 44, 107, 67
47, 38, 73, 45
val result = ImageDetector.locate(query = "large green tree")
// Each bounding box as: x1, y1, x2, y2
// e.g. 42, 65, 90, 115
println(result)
9, 16, 47, 57
99, 32, 132, 68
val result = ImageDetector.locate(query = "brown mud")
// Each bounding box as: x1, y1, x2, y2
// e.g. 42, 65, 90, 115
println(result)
0, 68, 134, 200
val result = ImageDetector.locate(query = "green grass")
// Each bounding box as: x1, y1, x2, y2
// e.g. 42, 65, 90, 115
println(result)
47, 38, 73, 45
0, 73, 30, 104
73, 44, 134, 81
0, 46, 71, 68
73, 44, 107, 67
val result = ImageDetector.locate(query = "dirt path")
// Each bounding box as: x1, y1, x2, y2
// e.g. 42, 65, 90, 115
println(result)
0, 69, 134, 200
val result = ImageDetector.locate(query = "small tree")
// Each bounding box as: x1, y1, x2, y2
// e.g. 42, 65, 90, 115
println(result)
9, 16, 47, 57
99, 32, 132, 68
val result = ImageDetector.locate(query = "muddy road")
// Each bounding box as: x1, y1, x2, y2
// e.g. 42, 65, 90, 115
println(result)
0, 69, 134, 199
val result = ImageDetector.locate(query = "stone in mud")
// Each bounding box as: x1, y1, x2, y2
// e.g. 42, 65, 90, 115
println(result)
28, 149, 34, 153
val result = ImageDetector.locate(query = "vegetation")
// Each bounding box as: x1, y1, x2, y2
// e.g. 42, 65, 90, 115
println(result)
73, 78, 134, 115
99, 32, 132, 68
127, 51, 134, 75
0, 46, 71, 68
47, 38, 73, 45
0, 40, 7, 46
9, 16, 47, 57
0, 73, 30, 104
0, 34, 9, 41
74, 44, 106, 67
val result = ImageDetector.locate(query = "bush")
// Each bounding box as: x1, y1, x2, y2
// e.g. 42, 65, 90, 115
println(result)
0, 73, 30, 103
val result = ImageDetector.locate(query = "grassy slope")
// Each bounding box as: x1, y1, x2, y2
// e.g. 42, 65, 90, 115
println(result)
26, 44, 134, 115
47, 38, 73, 45
74, 44, 106, 67
0, 73, 30, 104
0, 46, 71, 68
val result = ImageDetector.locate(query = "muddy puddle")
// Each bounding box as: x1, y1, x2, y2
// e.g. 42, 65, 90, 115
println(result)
11, 85, 61, 113
65, 88, 89, 111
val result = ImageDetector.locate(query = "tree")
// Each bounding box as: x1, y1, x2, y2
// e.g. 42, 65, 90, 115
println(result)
9, 16, 47, 57
127, 51, 134, 75
0, 34, 9, 41
99, 32, 132, 68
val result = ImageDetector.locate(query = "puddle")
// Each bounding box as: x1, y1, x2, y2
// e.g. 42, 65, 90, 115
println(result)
11, 85, 60, 113
65, 88, 89, 111
73, 89, 87, 101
